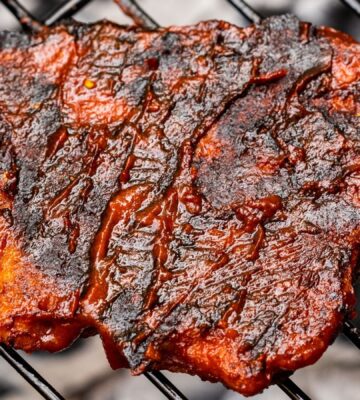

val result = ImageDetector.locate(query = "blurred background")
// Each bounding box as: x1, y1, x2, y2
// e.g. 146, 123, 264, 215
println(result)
0, 0, 359, 399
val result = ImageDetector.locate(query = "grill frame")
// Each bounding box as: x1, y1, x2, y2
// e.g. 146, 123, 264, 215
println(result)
0, 1, 359, 399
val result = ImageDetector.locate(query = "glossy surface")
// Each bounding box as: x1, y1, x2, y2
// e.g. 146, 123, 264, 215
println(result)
0, 15, 359, 396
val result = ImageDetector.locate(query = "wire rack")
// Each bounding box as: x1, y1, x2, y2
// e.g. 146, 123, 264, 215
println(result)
0, 0, 359, 399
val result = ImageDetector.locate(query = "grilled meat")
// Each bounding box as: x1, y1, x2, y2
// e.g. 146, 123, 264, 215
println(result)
0, 14, 359, 396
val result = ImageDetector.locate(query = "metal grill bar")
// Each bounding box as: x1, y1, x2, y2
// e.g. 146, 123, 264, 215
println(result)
1, 0, 42, 30
279, 379, 311, 400
114, 0, 158, 28
0, 344, 64, 400
43, 0, 93, 26
227, 0, 262, 23
343, 320, 360, 349
145, 371, 188, 400
341, 0, 360, 15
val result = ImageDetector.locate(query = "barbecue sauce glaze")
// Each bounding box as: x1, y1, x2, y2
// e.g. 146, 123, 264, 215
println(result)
0, 15, 359, 396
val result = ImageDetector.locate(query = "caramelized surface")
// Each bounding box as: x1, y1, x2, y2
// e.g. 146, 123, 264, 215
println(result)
0, 15, 359, 396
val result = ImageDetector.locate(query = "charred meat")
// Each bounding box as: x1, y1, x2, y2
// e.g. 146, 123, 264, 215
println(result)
0, 14, 359, 396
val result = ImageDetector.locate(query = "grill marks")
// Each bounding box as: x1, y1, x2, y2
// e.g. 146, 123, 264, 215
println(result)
0, 14, 359, 396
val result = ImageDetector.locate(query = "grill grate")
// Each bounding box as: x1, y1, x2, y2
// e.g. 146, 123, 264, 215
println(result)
0, 344, 64, 400
114, 0, 158, 28
227, 0, 262, 23
0, 1, 359, 399
1, 0, 41, 30
341, 0, 360, 15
